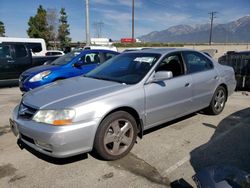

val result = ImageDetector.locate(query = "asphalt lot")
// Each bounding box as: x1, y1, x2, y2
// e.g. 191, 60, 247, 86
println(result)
0, 87, 250, 188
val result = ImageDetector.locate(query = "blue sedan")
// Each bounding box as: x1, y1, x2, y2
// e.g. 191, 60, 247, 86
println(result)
19, 49, 119, 92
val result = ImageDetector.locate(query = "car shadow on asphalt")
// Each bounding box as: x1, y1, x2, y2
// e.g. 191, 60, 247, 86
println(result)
143, 113, 197, 135
190, 107, 250, 178
17, 140, 88, 165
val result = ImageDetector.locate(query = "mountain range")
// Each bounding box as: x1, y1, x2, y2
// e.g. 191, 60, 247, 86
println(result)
139, 16, 250, 43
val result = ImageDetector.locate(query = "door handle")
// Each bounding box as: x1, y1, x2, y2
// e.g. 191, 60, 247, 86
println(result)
214, 75, 219, 80
185, 83, 190, 87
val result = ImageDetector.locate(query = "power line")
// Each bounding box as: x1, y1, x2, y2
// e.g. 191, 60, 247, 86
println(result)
208, 11, 217, 45
93, 21, 104, 38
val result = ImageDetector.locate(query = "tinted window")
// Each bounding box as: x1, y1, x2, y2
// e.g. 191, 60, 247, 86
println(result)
53, 52, 62, 55
86, 53, 161, 84
50, 51, 81, 65
0, 44, 12, 59
27, 43, 42, 53
46, 52, 62, 56
104, 52, 116, 61
183, 51, 213, 73
80, 52, 100, 65
14, 44, 27, 58
156, 53, 184, 77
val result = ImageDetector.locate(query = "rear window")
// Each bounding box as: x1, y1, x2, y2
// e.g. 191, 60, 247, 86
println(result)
46, 52, 62, 56
26, 43, 42, 53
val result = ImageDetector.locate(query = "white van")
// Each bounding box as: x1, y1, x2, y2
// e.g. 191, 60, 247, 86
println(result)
0, 37, 47, 56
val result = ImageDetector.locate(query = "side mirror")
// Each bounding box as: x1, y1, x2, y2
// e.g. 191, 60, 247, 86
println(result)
74, 61, 84, 67
151, 71, 173, 83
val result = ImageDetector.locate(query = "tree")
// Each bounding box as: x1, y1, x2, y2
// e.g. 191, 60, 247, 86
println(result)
58, 8, 71, 49
0, 21, 5, 37
47, 8, 58, 48
27, 5, 50, 44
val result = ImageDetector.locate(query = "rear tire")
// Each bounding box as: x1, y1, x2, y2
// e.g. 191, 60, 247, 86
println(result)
205, 86, 227, 115
94, 111, 137, 160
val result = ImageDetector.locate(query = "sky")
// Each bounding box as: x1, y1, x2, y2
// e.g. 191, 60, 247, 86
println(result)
0, 0, 249, 42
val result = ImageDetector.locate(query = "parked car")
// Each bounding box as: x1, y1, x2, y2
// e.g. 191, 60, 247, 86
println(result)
10, 48, 236, 160
123, 47, 152, 52
218, 51, 250, 91
45, 50, 65, 56
19, 49, 119, 92
0, 42, 59, 87
83, 45, 118, 52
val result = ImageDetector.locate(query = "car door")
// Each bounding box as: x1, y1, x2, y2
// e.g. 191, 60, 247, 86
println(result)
144, 52, 193, 128
0, 43, 16, 80
182, 51, 219, 111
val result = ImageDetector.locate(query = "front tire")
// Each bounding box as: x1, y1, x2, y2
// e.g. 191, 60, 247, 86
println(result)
94, 111, 137, 160
206, 86, 227, 115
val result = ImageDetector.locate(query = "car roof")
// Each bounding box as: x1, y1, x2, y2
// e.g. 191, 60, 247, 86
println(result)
78, 49, 119, 56
124, 48, 193, 55
82, 49, 119, 53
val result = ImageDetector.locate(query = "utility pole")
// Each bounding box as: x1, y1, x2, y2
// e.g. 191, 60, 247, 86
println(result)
85, 0, 90, 45
132, 0, 135, 42
209, 11, 217, 45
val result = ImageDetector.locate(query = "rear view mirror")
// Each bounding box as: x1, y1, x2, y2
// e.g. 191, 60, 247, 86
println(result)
151, 71, 173, 82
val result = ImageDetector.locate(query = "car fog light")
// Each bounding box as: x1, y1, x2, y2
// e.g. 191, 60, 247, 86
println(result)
35, 140, 52, 151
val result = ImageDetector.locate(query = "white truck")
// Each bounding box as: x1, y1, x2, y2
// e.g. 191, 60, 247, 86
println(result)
0, 37, 47, 56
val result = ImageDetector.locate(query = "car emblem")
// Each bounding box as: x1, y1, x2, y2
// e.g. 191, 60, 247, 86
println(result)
19, 105, 28, 115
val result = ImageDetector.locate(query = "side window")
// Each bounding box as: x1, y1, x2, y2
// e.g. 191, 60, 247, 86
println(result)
81, 52, 100, 65
53, 52, 62, 55
27, 43, 42, 53
14, 44, 27, 58
184, 51, 213, 74
0, 44, 12, 59
104, 52, 116, 61
156, 53, 184, 77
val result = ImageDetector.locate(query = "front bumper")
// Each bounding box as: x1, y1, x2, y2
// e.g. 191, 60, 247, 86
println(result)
10, 105, 100, 158
19, 80, 44, 92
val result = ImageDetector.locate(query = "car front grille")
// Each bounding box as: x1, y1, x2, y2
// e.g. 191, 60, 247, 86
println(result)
18, 103, 37, 120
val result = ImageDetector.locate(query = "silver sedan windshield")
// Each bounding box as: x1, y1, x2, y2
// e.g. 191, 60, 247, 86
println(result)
86, 53, 161, 84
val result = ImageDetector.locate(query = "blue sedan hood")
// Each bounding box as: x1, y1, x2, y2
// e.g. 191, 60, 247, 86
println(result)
23, 65, 60, 75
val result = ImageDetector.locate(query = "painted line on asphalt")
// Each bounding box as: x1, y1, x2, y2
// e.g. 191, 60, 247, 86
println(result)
0, 104, 8, 108
163, 118, 247, 176
163, 155, 190, 176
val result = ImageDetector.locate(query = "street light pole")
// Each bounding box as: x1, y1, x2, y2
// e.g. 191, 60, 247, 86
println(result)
85, 0, 90, 45
132, 0, 135, 42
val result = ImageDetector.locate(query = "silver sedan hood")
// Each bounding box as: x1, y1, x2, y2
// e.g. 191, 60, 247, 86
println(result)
22, 77, 129, 109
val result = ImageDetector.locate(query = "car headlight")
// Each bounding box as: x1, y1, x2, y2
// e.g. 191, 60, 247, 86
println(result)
33, 109, 75, 126
29, 70, 51, 82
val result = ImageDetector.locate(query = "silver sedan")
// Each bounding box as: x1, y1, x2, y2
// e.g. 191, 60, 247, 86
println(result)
10, 48, 236, 160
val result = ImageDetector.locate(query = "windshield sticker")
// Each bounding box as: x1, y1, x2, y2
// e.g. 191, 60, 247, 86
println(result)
134, 57, 154, 63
